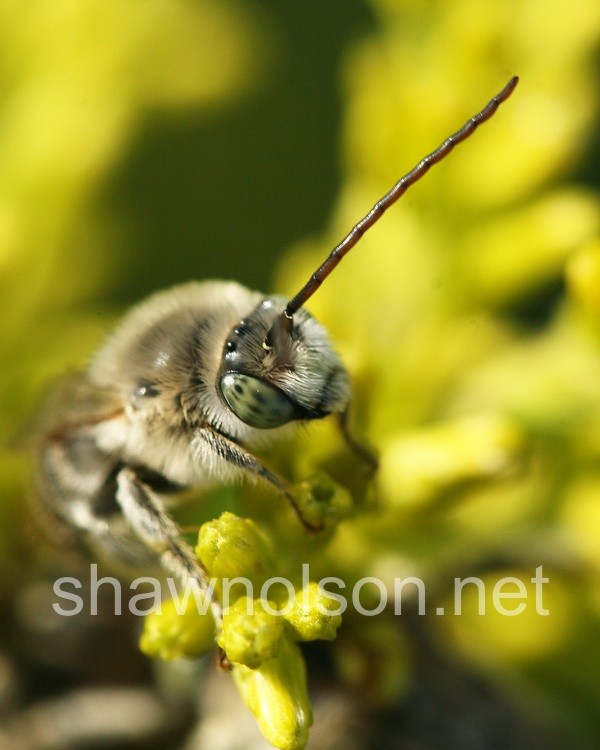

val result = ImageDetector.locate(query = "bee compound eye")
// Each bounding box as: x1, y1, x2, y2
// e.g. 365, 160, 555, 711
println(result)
219, 372, 296, 429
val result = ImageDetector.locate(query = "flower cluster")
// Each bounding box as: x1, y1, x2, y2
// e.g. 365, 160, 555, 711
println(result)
141, 512, 343, 750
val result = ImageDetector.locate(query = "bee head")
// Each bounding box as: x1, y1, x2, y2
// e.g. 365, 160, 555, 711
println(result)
219, 78, 519, 430
219, 298, 349, 429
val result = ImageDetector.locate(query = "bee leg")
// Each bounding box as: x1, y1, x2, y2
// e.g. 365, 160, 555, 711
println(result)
337, 408, 378, 474
115, 467, 222, 625
195, 428, 321, 532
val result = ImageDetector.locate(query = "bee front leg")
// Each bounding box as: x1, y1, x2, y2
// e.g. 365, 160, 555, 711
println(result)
194, 427, 321, 532
115, 467, 222, 625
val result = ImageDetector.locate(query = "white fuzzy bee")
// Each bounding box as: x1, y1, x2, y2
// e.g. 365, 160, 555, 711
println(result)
34, 78, 518, 597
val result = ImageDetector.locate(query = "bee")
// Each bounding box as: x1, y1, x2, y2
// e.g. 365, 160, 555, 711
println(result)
34, 77, 518, 603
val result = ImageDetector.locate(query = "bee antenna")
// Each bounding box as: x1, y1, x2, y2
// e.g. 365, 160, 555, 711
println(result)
283, 75, 519, 319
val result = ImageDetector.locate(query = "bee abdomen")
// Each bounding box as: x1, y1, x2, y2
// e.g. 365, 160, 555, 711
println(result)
37, 432, 118, 525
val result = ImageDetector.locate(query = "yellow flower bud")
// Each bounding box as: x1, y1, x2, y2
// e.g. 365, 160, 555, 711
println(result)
196, 512, 275, 587
139, 594, 215, 661
285, 582, 342, 642
293, 473, 353, 531
232, 638, 312, 750
218, 597, 284, 668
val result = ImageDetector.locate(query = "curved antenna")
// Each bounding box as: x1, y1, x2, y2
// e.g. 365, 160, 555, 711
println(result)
284, 76, 519, 318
